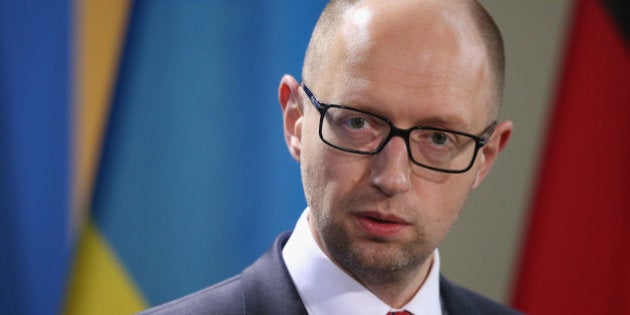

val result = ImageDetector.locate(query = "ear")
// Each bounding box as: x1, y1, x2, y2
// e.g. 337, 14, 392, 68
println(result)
278, 75, 304, 161
472, 120, 513, 189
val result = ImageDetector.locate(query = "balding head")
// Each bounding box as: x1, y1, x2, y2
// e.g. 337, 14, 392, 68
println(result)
303, 0, 505, 117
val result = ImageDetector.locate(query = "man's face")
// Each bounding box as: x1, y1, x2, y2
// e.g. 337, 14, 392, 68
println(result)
290, 1, 503, 284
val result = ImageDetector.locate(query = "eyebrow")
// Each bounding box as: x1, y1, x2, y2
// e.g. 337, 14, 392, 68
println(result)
305, 84, 474, 134
340, 100, 472, 133
412, 115, 471, 132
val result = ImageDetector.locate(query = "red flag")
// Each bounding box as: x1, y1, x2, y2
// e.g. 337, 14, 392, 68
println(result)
512, 0, 630, 314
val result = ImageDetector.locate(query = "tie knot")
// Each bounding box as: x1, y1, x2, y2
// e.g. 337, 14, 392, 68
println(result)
388, 311, 413, 315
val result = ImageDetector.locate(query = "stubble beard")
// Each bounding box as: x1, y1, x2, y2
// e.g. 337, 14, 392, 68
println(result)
301, 149, 436, 288
310, 204, 435, 287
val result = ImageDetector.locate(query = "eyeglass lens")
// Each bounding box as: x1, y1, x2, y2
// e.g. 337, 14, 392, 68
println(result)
321, 106, 478, 172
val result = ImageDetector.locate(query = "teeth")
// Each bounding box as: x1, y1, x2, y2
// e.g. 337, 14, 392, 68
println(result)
370, 217, 391, 223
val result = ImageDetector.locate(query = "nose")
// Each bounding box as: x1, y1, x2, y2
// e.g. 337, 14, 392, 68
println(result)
370, 136, 411, 196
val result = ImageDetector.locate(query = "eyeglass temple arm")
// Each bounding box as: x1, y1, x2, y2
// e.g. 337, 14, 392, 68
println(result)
301, 83, 323, 111
479, 121, 498, 145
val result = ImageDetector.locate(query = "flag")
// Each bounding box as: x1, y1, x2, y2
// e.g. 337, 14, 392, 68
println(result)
0, 1, 71, 314
512, 0, 630, 313
65, 1, 326, 313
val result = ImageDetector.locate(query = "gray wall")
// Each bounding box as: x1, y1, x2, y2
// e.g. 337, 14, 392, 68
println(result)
440, 0, 573, 304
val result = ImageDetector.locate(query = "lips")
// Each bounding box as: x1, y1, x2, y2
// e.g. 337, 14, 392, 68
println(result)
354, 211, 410, 238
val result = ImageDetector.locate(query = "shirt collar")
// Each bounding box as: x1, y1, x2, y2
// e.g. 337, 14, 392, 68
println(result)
282, 208, 443, 315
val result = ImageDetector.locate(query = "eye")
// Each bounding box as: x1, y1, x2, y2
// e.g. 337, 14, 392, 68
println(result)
346, 117, 367, 129
411, 129, 458, 151
430, 132, 450, 145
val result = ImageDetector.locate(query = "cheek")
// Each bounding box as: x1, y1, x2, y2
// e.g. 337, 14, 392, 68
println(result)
299, 110, 369, 196
300, 141, 324, 210
412, 173, 476, 231
301, 143, 367, 213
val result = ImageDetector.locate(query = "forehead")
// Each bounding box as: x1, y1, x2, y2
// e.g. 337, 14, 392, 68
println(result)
314, 0, 494, 130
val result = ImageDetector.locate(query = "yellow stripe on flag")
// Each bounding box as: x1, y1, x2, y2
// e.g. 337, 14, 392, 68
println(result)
67, 0, 145, 313
71, 0, 131, 232
64, 222, 147, 315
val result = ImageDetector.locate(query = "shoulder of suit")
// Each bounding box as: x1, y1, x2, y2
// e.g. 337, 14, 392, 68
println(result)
440, 276, 522, 315
136, 232, 302, 315
136, 275, 245, 315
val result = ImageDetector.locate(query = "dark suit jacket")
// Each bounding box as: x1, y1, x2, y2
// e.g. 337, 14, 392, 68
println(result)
139, 232, 521, 315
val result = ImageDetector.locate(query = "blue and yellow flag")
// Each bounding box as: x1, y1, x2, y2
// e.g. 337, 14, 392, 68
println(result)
1, 1, 324, 314
65, 1, 325, 314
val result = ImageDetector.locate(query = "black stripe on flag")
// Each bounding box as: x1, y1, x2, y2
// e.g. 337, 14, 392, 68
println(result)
601, 0, 630, 45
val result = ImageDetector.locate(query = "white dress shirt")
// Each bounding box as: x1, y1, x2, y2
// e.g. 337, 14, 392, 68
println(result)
283, 208, 444, 315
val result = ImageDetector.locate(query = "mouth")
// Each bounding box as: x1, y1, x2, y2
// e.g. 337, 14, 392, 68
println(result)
354, 211, 410, 238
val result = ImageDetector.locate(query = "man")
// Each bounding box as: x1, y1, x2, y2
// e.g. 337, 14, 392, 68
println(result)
140, 0, 517, 313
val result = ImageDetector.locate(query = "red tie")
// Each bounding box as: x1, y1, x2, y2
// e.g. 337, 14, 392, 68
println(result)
388, 311, 413, 315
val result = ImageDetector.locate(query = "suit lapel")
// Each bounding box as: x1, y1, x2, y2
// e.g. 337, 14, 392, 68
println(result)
440, 275, 481, 315
241, 232, 308, 314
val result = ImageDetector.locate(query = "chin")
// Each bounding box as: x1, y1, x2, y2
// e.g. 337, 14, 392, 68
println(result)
328, 230, 431, 278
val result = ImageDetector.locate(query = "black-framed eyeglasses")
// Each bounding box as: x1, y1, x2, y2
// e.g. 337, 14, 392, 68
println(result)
302, 83, 497, 174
